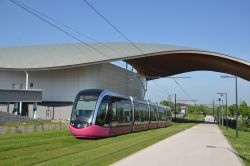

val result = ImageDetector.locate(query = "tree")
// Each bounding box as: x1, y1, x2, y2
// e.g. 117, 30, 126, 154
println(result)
160, 100, 174, 112
160, 100, 213, 116
187, 104, 197, 113
239, 101, 250, 118
190, 104, 213, 115
228, 104, 235, 117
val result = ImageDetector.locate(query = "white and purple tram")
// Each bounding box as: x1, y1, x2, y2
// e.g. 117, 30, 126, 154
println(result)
69, 89, 172, 138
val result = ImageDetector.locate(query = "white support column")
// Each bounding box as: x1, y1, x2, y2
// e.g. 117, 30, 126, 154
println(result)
25, 71, 29, 90
19, 102, 22, 115
33, 102, 37, 119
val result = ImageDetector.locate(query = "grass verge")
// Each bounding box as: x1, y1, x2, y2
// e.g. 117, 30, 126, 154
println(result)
186, 113, 205, 121
0, 122, 196, 166
220, 126, 250, 166
0, 120, 68, 128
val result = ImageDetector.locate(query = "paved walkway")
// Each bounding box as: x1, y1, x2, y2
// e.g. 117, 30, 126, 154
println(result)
112, 116, 243, 166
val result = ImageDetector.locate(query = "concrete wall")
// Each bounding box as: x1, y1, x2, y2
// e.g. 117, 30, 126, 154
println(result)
0, 104, 72, 120
0, 63, 146, 120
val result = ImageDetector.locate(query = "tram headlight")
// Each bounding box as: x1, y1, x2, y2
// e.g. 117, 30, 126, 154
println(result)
77, 123, 81, 128
75, 122, 91, 128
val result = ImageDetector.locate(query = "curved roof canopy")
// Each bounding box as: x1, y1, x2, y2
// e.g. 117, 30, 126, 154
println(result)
0, 43, 249, 81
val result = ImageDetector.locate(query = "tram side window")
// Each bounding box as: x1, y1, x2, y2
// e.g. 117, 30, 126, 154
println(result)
135, 103, 143, 123
150, 106, 153, 121
135, 103, 149, 123
116, 100, 132, 125
116, 102, 124, 123
154, 106, 158, 121
112, 97, 132, 126
150, 106, 158, 122
111, 102, 117, 126
159, 107, 166, 121
134, 103, 140, 122
96, 96, 111, 127
123, 102, 131, 123
159, 110, 163, 121
142, 104, 149, 121
164, 108, 168, 120
164, 108, 167, 120
167, 109, 172, 120
140, 104, 144, 122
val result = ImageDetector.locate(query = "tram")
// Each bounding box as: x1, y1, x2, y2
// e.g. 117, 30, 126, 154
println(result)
69, 89, 172, 138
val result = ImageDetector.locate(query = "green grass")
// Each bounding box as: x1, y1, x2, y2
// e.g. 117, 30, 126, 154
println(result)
186, 113, 205, 121
0, 120, 67, 128
0, 122, 196, 166
220, 126, 250, 166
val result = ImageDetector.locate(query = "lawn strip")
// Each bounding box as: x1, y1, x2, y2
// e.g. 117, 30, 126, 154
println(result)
34, 123, 195, 166
0, 122, 196, 166
32, 127, 168, 166
80, 123, 195, 166
0, 128, 70, 142
220, 126, 250, 166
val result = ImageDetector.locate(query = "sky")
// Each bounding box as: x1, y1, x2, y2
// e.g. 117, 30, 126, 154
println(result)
0, 0, 249, 105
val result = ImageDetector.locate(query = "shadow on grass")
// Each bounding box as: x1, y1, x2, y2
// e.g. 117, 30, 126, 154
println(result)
206, 145, 249, 163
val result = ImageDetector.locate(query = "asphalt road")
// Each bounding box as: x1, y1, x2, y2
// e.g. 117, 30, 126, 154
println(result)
112, 116, 243, 166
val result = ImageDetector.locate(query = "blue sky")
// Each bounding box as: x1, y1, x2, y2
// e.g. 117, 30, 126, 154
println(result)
0, 0, 249, 105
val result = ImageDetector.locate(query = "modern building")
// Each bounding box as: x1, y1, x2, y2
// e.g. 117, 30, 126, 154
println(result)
0, 43, 249, 120
0, 62, 146, 120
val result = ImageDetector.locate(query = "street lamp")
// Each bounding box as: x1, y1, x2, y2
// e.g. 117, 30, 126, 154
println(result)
217, 98, 223, 126
217, 92, 228, 129
221, 75, 239, 138
217, 100, 220, 125
217, 102, 220, 125
221, 99, 224, 127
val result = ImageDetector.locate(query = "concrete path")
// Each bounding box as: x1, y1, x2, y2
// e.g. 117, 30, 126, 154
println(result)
112, 116, 243, 166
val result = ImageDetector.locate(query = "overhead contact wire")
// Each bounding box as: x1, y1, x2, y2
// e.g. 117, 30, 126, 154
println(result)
9, 0, 113, 59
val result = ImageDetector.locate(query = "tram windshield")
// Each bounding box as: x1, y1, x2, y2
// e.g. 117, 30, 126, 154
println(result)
71, 95, 98, 128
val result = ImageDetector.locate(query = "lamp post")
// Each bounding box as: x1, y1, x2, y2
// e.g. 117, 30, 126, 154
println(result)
221, 99, 224, 127
175, 94, 177, 120
217, 92, 228, 129
218, 98, 223, 126
217, 104, 220, 124
213, 100, 215, 120
221, 75, 239, 138
218, 106, 220, 125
